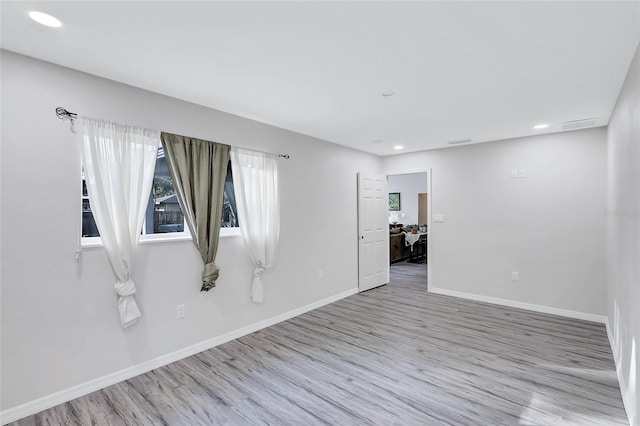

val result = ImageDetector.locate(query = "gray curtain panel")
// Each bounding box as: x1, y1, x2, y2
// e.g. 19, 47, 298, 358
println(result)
160, 132, 230, 291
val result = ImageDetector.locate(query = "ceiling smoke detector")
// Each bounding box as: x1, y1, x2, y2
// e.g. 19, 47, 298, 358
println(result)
561, 118, 596, 130
447, 139, 472, 145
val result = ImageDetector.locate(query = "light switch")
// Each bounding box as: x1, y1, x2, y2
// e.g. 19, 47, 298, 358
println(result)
433, 214, 445, 223
510, 168, 519, 178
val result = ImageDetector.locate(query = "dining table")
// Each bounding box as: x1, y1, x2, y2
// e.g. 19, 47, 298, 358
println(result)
404, 231, 427, 252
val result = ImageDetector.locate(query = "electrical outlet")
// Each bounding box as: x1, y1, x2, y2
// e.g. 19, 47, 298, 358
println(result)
318, 270, 324, 280
176, 304, 185, 319
511, 271, 519, 281
518, 168, 527, 178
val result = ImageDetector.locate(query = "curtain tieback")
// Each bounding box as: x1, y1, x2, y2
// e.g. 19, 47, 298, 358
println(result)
114, 279, 137, 297
254, 265, 265, 277
251, 264, 266, 303
201, 263, 220, 292
113, 279, 141, 328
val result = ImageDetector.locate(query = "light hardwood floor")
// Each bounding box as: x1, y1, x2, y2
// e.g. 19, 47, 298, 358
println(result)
10, 262, 626, 425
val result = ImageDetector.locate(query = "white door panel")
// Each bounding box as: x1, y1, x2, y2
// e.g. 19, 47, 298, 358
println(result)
358, 173, 389, 292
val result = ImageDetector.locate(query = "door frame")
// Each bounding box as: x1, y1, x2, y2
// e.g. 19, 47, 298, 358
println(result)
384, 168, 433, 291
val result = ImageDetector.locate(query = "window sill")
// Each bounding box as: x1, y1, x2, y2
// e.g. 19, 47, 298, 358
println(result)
80, 227, 241, 248
220, 227, 242, 238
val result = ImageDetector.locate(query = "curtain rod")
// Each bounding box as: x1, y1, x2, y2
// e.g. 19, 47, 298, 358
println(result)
55, 106, 291, 159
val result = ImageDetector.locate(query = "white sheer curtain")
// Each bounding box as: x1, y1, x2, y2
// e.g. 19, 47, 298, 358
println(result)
81, 118, 160, 327
230, 147, 280, 302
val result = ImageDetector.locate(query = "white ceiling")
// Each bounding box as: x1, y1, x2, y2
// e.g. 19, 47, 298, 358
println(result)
2, 1, 639, 155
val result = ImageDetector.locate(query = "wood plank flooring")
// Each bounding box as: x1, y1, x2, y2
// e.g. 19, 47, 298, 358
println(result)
10, 262, 626, 425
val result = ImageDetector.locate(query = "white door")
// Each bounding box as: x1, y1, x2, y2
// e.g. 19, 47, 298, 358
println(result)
358, 173, 389, 292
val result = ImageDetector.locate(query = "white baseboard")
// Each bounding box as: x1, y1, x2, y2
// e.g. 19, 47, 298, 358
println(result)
429, 287, 607, 324
605, 318, 619, 364
0, 288, 359, 425
605, 319, 634, 426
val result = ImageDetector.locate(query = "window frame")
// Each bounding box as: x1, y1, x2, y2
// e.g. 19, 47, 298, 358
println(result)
80, 154, 241, 248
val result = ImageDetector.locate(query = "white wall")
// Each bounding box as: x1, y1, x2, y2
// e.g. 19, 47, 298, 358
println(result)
383, 128, 607, 318
607, 42, 640, 426
387, 172, 428, 226
0, 51, 381, 412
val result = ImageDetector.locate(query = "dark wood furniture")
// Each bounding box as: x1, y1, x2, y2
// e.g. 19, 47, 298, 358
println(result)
390, 233, 411, 263
391, 232, 427, 264
412, 233, 428, 263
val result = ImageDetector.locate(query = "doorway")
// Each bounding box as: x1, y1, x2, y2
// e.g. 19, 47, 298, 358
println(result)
387, 170, 431, 290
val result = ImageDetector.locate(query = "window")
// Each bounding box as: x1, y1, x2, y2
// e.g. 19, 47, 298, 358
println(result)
82, 150, 238, 243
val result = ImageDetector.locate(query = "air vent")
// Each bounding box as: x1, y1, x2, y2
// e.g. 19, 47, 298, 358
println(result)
561, 118, 596, 131
447, 139, 472, 145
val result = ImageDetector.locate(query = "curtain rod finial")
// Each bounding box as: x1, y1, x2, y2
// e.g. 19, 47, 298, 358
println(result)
279, 154, 290, 159
56, 107, 77, 121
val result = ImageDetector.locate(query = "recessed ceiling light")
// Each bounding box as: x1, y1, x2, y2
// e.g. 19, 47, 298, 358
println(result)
533, 123, 549, 130
382, 91, 395, 97
28, 11, 62, 28
393, 145, 404, 150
